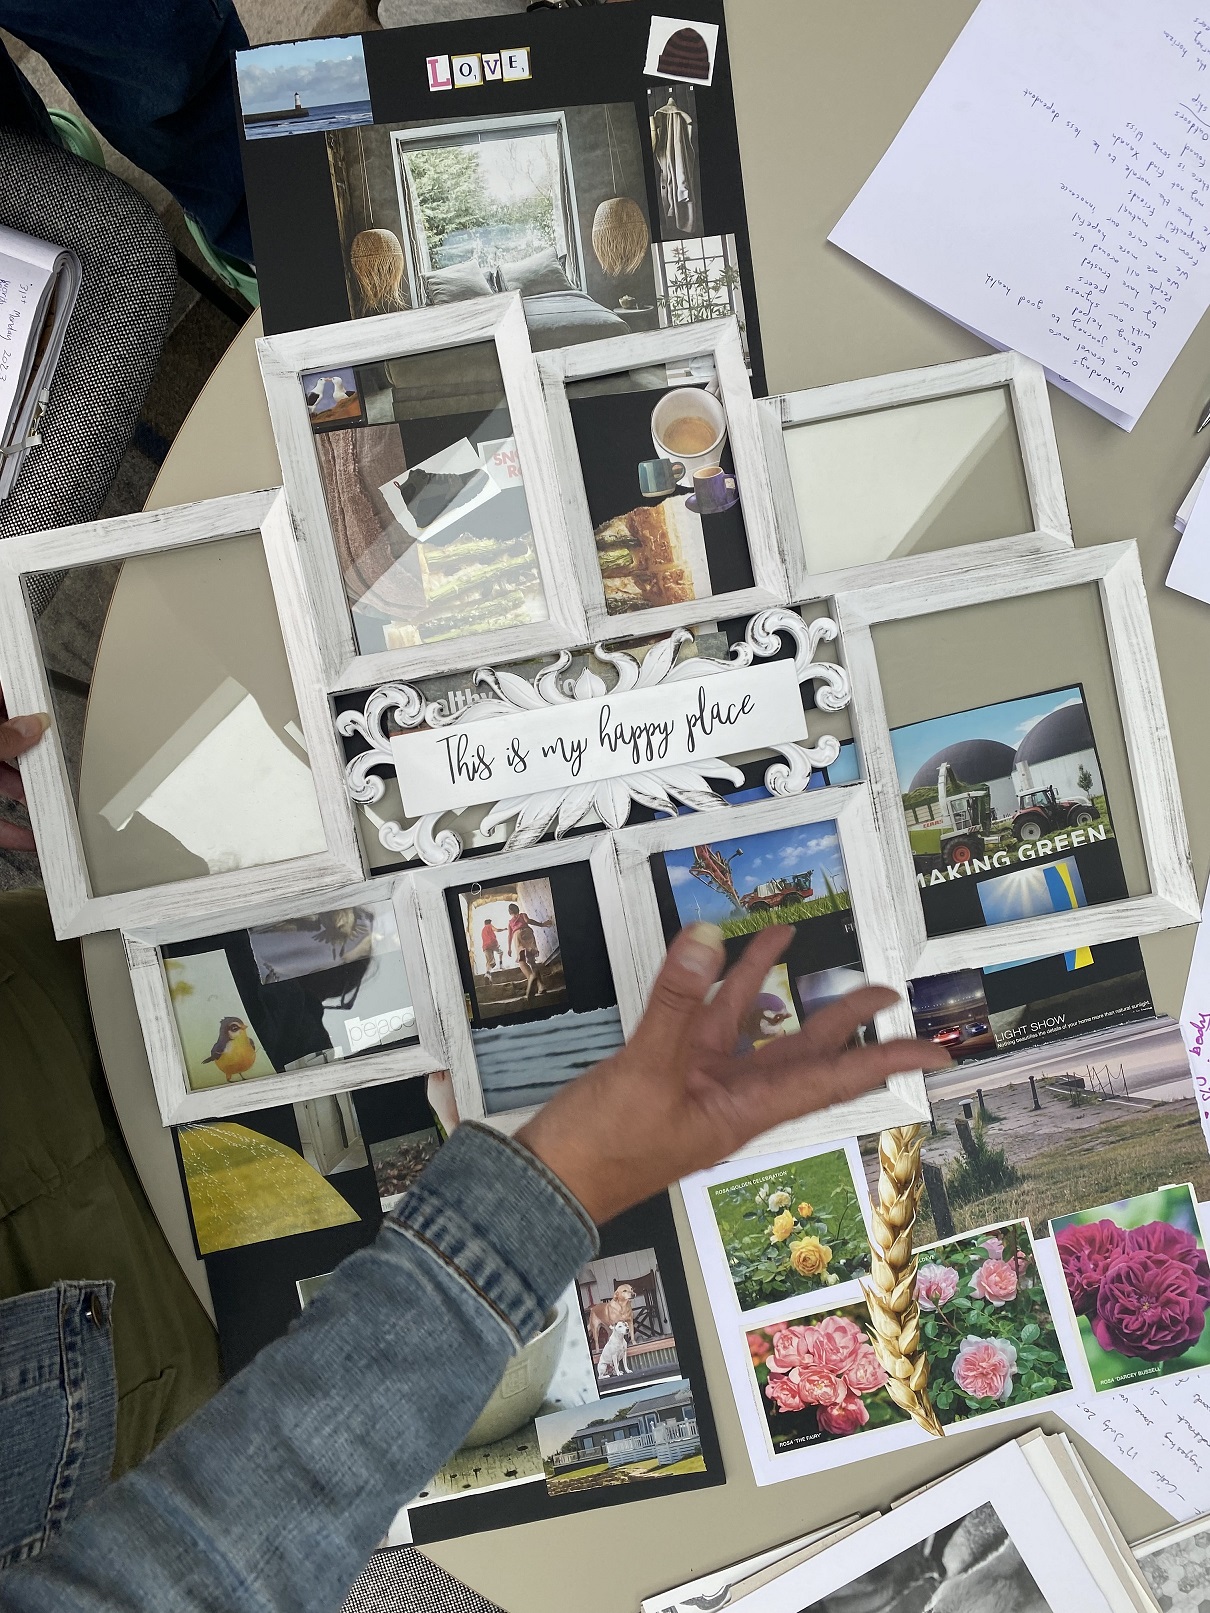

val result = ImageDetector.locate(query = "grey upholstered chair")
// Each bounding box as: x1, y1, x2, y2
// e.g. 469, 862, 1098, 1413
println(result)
0, 128, 177, 568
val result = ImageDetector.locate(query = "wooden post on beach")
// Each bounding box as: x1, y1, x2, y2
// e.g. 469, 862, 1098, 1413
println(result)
954, 1115, 979, 1162
922, 1162, 954, 1239
1029, 1074, 1041, 1110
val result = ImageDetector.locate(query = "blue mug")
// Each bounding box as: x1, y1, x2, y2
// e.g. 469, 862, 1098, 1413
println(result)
638, 457, 686, 497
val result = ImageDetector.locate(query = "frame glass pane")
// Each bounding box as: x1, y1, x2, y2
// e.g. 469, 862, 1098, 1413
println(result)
784, 387, 1033, 574
870, 582, 1149, 942
305, 342, 550, 655
30, 534, 327, 898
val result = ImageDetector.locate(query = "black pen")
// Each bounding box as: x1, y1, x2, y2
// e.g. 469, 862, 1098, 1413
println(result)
1198, 397, 1210, 433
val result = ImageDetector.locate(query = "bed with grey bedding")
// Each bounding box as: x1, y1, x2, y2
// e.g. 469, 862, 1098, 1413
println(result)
383, 290, 630, 419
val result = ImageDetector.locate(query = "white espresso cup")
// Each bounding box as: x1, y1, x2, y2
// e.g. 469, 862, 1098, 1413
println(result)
650, 387, 728, 481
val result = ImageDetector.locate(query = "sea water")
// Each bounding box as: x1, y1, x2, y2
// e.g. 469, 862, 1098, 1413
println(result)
243, 99, 374, 140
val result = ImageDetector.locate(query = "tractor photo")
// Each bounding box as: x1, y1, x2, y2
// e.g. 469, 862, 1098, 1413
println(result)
908, 764, 995, 874
1010, 785, 1096, 842
686, 845, 814, 913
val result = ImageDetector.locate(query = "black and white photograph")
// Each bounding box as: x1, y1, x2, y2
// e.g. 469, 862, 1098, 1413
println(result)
1133, 1516, 1210, 1611
808, 1502, 1051, 1613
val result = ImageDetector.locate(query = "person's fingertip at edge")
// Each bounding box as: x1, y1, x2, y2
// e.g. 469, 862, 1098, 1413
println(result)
636, 922, 725, 1047
0, 711, 50, 761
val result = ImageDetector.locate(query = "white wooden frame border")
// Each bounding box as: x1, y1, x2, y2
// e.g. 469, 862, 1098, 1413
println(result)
124, 872, 448, 1126
258, 293, 588, 693
614, 785, 931, 1155
758, 351, 1073, 604
411, 832, 642, 1135
832, 539, 1199, 976
537, 317, 789, 641
0, 489, 363, 940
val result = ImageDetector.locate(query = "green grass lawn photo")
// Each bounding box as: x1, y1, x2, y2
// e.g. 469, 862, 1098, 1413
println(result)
719, 890, 851, 939
863, 1093, 1210, 1244
543, 1452, 706, 1494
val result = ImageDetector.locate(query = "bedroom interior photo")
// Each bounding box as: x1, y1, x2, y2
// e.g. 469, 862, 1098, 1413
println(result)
327, 105, 657, 341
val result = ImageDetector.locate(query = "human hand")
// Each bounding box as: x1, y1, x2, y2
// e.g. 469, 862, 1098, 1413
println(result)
516, 922, 951, 1225
0, 697, 48, 853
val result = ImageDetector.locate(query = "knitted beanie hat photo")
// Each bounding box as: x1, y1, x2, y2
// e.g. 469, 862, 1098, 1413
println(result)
656, 25, 711, 82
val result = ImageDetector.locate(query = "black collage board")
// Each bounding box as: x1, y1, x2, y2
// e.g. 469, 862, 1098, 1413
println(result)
239, 0, 765, 394
176, 1088, 724, 1538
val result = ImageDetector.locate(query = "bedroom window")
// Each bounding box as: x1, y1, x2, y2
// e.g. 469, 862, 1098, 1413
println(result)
393, 115, 583, 300
653, 233, 747, 346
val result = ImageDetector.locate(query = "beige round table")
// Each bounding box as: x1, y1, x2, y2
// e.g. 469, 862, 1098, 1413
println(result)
79, 1, 1210, 1604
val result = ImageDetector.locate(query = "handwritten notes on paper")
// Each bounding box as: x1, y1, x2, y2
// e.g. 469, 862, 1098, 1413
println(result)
1179, 880, 1210, 1147
0, 245, 52, 440
390, 659, 806, 817
1068, 1377, 1210, 1521
830, 0, 1210, 430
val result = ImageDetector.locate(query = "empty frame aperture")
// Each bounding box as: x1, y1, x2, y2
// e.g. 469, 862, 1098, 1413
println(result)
761, 352, 1072, 602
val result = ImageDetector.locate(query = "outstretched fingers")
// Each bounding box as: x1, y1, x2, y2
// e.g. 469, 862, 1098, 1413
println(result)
629, 922, 726, 1067
738, 1034, 950, 1136
703, 925, 792, 1048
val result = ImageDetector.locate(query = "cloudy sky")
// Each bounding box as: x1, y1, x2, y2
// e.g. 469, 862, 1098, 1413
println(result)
236, 37, 370, 114
890, 685, 1085, 789
665, 821, 847, 925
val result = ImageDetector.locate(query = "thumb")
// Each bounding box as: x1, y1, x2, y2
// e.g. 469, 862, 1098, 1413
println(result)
0, 712, 49, 766
631, 922, 725, 1066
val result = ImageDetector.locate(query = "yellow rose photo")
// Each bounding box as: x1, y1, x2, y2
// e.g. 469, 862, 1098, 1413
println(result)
706, 1150, 870, 1313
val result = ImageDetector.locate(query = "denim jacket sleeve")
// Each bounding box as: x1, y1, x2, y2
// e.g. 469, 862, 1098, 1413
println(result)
0, 1122, 598, 1613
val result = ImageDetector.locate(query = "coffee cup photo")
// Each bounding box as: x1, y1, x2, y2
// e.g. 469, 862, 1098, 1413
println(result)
637, 457, 687, 497
650, 386, 728, 479
685, 464, 739, 515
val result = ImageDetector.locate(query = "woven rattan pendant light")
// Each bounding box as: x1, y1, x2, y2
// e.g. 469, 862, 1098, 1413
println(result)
591, 106, 649, 277
349, 129, 408, 314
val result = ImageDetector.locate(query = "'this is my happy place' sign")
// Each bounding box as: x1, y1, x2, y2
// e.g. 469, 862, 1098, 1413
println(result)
391, 660, 808, 818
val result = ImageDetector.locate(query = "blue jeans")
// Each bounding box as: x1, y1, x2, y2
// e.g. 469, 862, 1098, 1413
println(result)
0, 0, 253, 263
0, 1124, 597, 1613
0, 1285, 117, 1570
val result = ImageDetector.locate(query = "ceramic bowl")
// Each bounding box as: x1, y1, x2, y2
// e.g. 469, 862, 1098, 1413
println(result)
459, 1301, 568, 1448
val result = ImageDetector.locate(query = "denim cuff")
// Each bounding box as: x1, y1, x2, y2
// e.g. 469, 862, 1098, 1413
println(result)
385, 1122, 598, 1348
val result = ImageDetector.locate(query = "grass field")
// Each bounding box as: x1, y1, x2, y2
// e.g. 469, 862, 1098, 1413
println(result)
543, 1452, 705, 1494
720, 891, 851, 938
905, 1103, 1210, 1241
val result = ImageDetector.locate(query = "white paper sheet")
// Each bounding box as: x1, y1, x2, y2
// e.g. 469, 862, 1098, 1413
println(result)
1065, 1376, 1210, 1522
1178, 881, 1210, 1138
1169, 466, 1210, 600
830, 0, 1210, 431
1175, 458, 1207, 532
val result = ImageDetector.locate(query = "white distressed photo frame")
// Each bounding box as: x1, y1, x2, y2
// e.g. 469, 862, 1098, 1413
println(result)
833, 539, 1199, 977
257, 293, 588, 693
613, 784, 930, 1153
759, 351, 1073, 603
537, 317, 789, 640
410, 832, 641, 1133
0, 488, 363, 939
124, 872, 448, 1126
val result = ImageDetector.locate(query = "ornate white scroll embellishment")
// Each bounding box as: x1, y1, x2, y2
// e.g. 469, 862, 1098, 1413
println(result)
336, 608, 850, 865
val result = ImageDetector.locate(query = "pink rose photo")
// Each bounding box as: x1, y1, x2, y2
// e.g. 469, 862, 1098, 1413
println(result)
1052, 1185, 1210, 1391
745, 1302, 907, 1453
913, 1220, 1072, 1424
